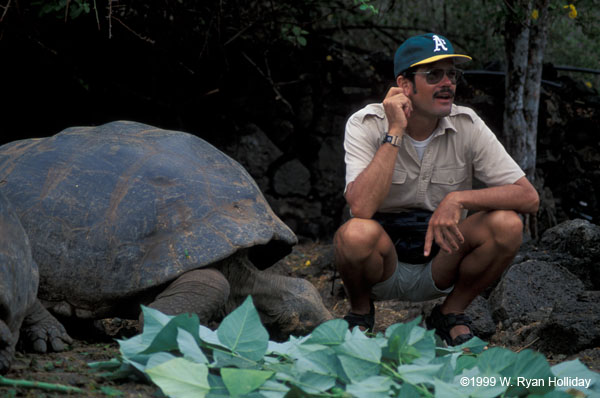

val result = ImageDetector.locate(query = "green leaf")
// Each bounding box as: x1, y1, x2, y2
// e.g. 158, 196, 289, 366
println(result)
304, 319, 348, 346
258, 379, 290, 398
433, 378, 469, 398
453, 367, 508, 398
551, 359, 600, 394
141, 305, 174, 340
199, 324, 222, 346
207, 374, 228, 398
430, 352, 462, 382
292, 371, 336, 394
295, 348, 342, 377
146, 358, 210, 398
503, 349, 553, 396
141, 312, 199, 355
118, 306, 193, 361
476, 347, 517, 375
396, 363, 443, 386
221, 368, 274, 396
347, 375, 394, 398
213, 348, 260, 369
334, 335, 381, 382
296, 37, 307, 47
217, 296, 268, 361
146, 352, 178, 370
88, 358, 122, 371
99, 385, 123, 397
384, 318, 424, 364
177, 328, 208, 364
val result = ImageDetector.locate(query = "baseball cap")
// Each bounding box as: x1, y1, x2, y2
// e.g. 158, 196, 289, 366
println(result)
394, 33, 472, 77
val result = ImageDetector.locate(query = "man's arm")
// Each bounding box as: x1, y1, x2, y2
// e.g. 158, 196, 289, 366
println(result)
345, 143, 400, 218
346, 87, 412, 218
424, 176, 540, 256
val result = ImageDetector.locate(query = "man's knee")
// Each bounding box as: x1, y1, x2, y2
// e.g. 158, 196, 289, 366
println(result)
335, 218, 383, 250
487, 210, 523, 250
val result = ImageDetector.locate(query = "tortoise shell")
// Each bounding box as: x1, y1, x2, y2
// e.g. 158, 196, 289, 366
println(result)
0, 121, 296, 318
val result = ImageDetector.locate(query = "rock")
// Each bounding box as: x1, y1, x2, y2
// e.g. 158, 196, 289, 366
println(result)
489, 260, 584, 324
465, 295, 496, 338
273, 159, 311, 196
539, 219, 600, 289
223, 123, 283, 192
538, 291, 600, 355
540, 219, 600, 259
314, 137, 345, 199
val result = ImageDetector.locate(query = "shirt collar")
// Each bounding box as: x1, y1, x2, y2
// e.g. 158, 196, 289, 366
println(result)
361, 103, 474, 132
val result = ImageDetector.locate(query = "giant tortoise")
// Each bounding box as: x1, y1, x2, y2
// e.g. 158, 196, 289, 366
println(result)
0, 121, 331, 341
0, 190, 71, 372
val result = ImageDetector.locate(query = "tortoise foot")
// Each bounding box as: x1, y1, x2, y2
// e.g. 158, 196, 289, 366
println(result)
21, 300, 72, 353
222, 257, 333, 340
0, 320, 16, 374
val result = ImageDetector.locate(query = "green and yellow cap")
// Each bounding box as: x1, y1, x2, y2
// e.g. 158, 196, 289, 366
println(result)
394, 33, 471, 77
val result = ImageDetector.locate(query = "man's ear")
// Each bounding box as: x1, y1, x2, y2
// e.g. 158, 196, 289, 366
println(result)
396, 75, 412, 96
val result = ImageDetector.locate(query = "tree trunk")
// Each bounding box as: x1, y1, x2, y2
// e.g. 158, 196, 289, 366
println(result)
502, 0, 550, 182
502, 0, 550, 237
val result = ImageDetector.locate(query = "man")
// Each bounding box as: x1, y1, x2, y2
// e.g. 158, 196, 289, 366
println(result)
334, 33, 539, 346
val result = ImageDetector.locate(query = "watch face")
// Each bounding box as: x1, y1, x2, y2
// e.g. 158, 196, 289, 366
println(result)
384, 134, 401, 146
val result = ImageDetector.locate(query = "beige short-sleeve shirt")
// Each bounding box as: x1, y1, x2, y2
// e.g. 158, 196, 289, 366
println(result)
344, 103, 525, 213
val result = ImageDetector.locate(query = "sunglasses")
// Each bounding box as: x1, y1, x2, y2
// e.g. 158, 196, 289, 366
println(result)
411, 68, 463, 84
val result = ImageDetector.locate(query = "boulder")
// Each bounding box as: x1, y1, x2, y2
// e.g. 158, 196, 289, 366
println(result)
489, 260, 584, 324
539, 219, 600, 289
538, 291, 600, 355
273, 159, 312, 196
465, 295, 496, 338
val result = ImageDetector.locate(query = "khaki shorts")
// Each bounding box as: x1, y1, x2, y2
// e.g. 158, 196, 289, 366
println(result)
371, 260, 453, 302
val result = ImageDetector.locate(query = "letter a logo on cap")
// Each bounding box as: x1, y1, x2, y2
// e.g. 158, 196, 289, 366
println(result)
432, 35, 448, 52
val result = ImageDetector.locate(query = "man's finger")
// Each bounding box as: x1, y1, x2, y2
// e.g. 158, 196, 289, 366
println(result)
450, 224, 465, 244
434, 227, 451, 254
424, 226, 434, 257
385, 86, 405, 99
442, 228, 460, 251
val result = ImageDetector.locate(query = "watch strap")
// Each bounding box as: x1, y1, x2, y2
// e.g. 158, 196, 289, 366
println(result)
382, 134, 402, 147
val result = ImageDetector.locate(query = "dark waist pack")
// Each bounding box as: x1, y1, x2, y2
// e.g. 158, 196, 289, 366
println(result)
372, 210, 440, 264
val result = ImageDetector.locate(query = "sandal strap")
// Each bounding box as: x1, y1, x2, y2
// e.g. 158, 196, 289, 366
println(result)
426, 305, 473, 346
451, 333, 475, 346
344, 301, 375, 332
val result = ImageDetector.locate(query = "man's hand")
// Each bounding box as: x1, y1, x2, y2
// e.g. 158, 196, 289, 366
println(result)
424, 194, 465, 256
382, 86, 412, 135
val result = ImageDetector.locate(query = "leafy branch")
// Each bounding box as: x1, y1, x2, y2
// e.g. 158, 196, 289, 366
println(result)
90, 297, 600, 398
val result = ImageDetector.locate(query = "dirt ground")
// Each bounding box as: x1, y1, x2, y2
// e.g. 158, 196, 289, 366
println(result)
1, 241, 598, 397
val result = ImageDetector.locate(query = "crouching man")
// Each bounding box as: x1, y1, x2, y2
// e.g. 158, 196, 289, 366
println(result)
334, 33, 539, 345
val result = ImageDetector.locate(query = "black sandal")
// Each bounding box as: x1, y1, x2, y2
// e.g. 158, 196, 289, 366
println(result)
425, 304, 474, 346
344, 301, 375, 332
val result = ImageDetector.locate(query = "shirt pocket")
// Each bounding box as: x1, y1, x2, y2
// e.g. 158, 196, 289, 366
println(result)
429, 167, 469, 206
430, 167, 468, 186
392, 169, 407, 184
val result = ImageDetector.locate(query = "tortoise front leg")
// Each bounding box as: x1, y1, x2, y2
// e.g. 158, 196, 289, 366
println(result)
20, 300, 73, 353
0, 320, 16, 374
220, 256, 332, 340
145, 268, 230, 326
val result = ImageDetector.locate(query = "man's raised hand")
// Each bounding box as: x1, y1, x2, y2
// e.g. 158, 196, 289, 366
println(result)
382, 86, 412, 135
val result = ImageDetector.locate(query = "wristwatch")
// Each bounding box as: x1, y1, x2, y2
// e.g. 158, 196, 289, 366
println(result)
382, 134, 402, 147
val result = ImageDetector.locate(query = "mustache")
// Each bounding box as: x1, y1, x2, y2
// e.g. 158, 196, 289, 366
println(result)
434, 88, 455, 98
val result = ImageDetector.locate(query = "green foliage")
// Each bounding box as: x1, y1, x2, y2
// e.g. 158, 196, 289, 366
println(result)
91, 296, 600, 398
33, 0, 91, 19
354, 0, 378, 15
281, 25, 309, 47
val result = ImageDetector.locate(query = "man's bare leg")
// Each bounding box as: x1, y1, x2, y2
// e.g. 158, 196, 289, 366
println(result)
431, 210, 523, 340
334, 218, 397, 316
